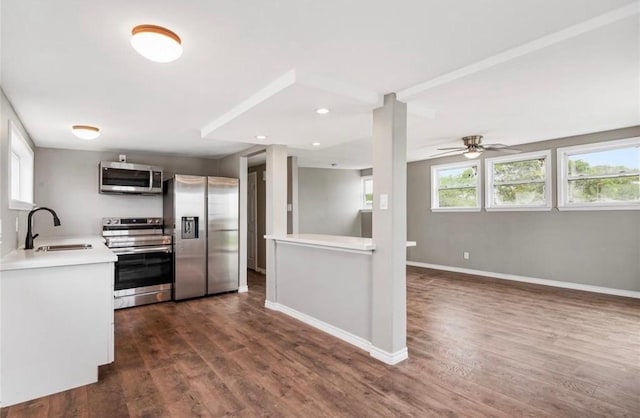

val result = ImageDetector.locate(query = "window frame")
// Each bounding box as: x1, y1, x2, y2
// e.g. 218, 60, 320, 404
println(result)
9, 120, 35, 211
361, 175, 373, 210
484, 150, 552, 212
557, 137, 640, 211
431, 160, 481, 212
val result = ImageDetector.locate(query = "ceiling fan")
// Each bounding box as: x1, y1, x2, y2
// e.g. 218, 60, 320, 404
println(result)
431, 135, 521, 159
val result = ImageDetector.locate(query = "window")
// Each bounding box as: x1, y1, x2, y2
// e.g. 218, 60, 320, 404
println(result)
485, 150, 552, 211
558, 137, 640, 210
431, 161, 481, 211
362, 176, 373, 209
9, 121, 35, 210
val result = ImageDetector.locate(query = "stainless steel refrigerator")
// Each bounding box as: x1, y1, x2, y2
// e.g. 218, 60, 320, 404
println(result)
163, 175, 239, 300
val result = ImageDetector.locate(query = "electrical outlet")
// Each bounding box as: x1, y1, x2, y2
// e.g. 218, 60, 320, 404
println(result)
379, 194, 389, 210
463, 251, 470, 260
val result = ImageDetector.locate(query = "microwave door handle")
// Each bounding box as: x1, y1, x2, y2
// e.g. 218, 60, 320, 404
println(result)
149, 169, 153, 191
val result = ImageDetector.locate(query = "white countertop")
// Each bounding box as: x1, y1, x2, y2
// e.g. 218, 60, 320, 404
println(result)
265, 233, 417, 252
0, 236, 117, 271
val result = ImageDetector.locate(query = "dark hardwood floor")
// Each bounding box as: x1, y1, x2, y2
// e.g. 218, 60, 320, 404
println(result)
3, 267, 640, 417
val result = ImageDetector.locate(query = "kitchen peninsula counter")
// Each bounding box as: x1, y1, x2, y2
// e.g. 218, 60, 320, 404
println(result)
264, 234, 416, 363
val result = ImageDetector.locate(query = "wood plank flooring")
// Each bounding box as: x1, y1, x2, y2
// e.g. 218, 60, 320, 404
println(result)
3, 267, 639, 417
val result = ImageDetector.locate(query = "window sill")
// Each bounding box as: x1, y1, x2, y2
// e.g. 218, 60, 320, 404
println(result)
558, 204, 640, 211
431, 207, 481, 213
485, 206, 552, 212
9, 200, 35, 211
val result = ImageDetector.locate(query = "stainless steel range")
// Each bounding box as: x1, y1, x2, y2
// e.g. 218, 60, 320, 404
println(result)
102, 217, 173, 309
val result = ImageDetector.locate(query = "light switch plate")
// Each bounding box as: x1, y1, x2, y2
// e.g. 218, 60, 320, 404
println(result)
379, 194, 389, 210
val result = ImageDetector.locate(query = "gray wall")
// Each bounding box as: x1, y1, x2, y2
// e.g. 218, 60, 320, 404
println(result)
407, 126, 640, 292
298, 167, 362, 237
0, 89, 36, 255
34, 148, 219, 237
275, 242, 372, 340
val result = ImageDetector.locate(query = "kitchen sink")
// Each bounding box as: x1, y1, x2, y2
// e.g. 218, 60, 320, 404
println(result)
36, 244, 93, 252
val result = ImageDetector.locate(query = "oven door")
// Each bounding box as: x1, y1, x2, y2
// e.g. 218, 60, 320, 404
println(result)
113, 246, 173, 291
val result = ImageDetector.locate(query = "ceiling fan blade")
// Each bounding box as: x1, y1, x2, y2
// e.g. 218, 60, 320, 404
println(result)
482, 143, 510, 148
429, 149, 463, 158
436, 147, 466, 151
484, 147, 521, 154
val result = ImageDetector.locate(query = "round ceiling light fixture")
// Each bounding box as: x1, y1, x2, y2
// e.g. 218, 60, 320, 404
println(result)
131, 24, 183, 63
255, 135, 267, 140
315, 108, 330, 115
463, 149, 482, 159
72, 125, 100, 140
311, 142, 321, 147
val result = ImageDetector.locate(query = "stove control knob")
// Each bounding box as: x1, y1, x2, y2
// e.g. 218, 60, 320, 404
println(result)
113, 219, 120, 225
105, 219, 111, 225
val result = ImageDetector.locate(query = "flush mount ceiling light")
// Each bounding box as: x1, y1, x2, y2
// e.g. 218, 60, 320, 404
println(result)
255, 135, 267, 140
131, 25, 182, 63
312, 142, 321, 147
315, 108, 330, 115
71, 125, 100, 140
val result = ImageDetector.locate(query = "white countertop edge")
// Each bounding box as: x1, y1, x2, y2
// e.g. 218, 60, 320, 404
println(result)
265, 234, 375, 251
0, 236, 117, 271
265, 234, 418, 251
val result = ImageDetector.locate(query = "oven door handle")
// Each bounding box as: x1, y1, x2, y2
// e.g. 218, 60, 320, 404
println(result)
112, 245, 172, 255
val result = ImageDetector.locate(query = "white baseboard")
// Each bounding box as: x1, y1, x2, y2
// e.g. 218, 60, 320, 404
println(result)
369, 346, 408, 365
238, 285, 248, 293
264, 300, 408, 365
407, 261, 640, 299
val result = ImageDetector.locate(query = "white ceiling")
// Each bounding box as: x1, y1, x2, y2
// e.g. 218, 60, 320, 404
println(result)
2, 0, 638, 167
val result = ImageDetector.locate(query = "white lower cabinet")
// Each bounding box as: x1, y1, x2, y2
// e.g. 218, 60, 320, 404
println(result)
0, 262, 115, 407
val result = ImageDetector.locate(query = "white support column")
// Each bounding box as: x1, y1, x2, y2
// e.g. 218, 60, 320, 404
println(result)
237, 156, 248, 292
370, 93, 408, 364
265, 145, 288, 303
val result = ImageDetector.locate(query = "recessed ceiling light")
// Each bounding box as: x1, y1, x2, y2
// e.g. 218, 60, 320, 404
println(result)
315, 108, 330, 115
131, 25, 183, 63
255, 135, 267, 140
312, 142, 321, 147
72, 125, 100, 140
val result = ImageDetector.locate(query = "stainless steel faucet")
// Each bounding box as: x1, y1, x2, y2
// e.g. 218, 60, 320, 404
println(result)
25, 207, 61, 250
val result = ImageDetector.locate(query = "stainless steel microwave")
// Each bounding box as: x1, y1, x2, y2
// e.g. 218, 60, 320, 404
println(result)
99, 161, 163, 195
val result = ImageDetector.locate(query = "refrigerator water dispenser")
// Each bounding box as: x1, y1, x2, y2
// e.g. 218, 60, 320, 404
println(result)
181, 217, 199, 239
